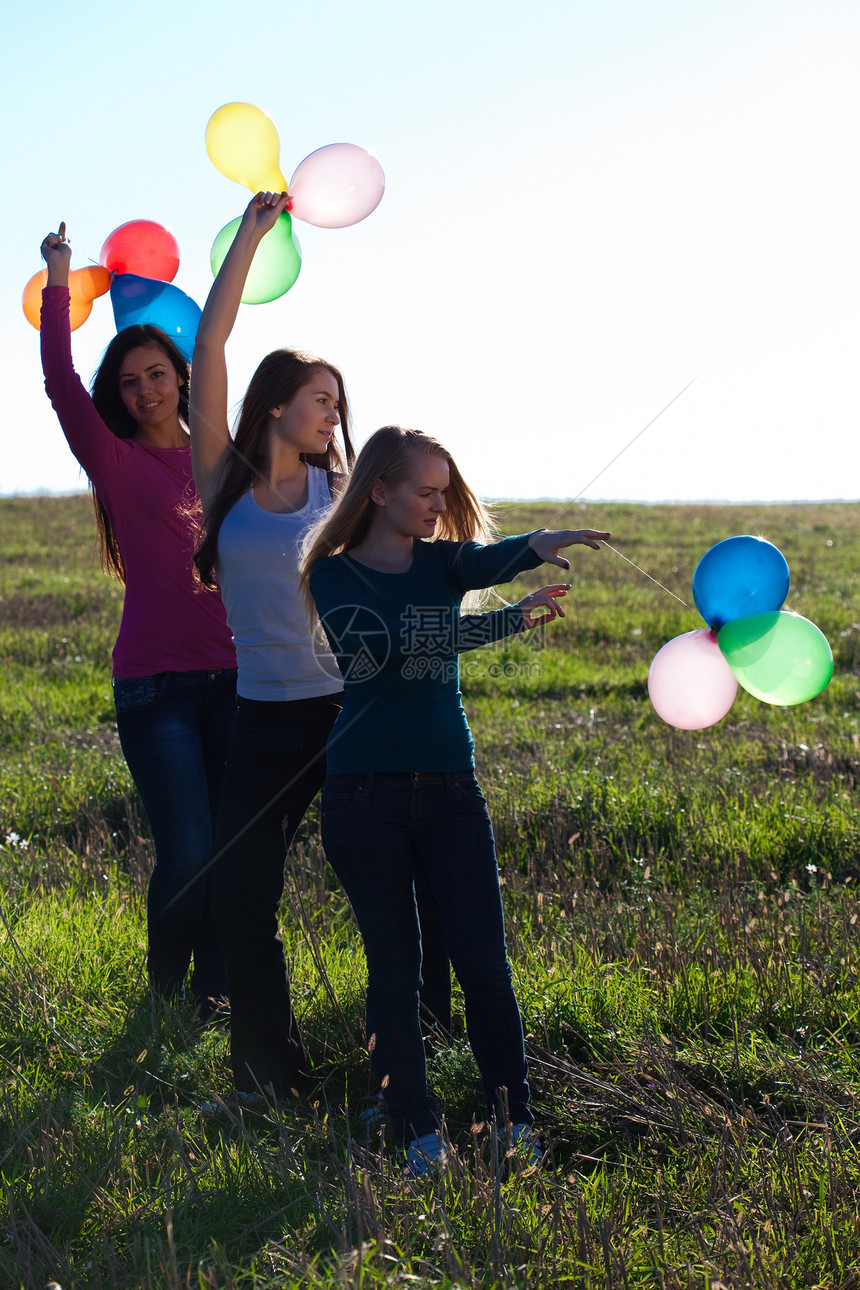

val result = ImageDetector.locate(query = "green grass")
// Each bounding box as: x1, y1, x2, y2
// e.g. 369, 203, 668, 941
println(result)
1, 495, 859, 1288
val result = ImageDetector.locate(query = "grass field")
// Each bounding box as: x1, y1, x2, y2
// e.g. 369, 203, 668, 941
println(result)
0, 494, 858, 1289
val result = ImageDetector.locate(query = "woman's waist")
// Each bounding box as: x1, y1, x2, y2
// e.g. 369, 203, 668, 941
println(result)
326, 768, 475, 787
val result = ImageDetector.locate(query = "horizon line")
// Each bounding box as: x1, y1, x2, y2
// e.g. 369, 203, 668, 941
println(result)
2, 489, 857, 507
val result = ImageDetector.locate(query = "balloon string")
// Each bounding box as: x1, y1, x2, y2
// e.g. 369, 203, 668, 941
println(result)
568, 373, 701, 504
601, 541, 689, 607
528, 374, 700, 610
55, 238, 102, 269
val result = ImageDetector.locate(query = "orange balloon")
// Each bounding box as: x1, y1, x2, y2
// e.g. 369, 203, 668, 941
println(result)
22, 265, 111, 331
21, 270, 46, 329
73, 264, 112, 303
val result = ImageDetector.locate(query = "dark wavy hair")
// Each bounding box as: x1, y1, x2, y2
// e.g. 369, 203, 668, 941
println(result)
89, 326, 190, 582
194, 349, 355, 589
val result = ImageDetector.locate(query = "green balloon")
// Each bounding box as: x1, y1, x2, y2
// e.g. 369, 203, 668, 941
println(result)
717, 611, 833, 705
210, 212, 301, 304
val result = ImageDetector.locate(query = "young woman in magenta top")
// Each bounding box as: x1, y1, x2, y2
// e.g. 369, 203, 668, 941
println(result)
39, 225, 237, 1016
303, 425, 609, 1172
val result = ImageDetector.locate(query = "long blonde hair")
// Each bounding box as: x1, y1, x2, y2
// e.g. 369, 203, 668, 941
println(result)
299, 426, 498, 613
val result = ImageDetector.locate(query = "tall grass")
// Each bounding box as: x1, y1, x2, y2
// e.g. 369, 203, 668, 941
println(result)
0, 495, 858, 1288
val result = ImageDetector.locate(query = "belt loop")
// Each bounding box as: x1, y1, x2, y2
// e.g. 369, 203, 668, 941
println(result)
365, 771, 374, 793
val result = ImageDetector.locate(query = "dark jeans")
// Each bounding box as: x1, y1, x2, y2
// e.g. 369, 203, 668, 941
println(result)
113, 667, 237, 1005
211, 691, 342, 1096
321, 769, 531, 1142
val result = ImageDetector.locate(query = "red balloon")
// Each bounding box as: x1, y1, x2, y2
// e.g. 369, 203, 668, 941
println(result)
100, 220, 180, 282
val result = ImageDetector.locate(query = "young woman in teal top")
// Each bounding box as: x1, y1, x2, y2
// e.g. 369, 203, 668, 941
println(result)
302, 425, 609, 1172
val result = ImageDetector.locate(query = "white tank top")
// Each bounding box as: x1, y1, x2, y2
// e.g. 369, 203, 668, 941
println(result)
216, 465, 342, 700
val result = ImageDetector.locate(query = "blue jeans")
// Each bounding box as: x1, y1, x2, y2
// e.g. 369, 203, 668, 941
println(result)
321, 770, 531, 1142
113, 668, 237, 1005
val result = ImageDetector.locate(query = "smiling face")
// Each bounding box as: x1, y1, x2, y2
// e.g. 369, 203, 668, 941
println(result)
117, 344, 184, 434
373, 450, 450, 540
272, 368, 341, 455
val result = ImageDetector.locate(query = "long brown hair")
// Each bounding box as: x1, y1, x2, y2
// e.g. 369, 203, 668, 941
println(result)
195, 350, 355, 589
299, 426, 498, 612
89, 325, 191, 583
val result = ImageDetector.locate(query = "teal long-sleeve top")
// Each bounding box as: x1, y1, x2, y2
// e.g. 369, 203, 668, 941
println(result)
308, 532, 543, 772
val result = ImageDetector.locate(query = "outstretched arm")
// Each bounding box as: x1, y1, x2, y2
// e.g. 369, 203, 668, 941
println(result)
455, 584, 570, 651
190, 191, 290, 511
448, 527, 610, 595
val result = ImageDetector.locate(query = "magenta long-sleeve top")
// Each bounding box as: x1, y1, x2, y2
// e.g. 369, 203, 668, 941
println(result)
40, 286, 236, 679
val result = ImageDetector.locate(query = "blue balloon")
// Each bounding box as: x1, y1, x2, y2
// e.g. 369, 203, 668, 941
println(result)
110, 274, 202, 362
692, 536, 790, 629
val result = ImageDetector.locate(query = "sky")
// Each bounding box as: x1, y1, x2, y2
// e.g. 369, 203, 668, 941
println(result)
3, 0, 859, 502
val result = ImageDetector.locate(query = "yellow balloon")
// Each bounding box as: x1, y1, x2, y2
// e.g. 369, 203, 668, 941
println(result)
205, 102, 287, 193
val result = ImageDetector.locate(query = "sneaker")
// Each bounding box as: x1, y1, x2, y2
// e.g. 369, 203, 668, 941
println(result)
358, 1095, 386, 1126
510, 1122, 542, 1166
405, 1130, 447, 1178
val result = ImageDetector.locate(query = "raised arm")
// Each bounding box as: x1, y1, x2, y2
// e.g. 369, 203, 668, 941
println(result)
41, 223, 71, 287
189, 191, 290, 511
39, 224, 127, 478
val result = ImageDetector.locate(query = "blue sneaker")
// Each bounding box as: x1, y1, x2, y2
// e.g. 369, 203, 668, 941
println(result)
358, 1094, 386, 1126
405, 1131, 447, 1177
510, 1122, 543, 1166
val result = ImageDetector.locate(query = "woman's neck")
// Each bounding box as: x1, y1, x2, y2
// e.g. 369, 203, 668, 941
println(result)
253, 439, 308, 513
348, 522, 415, 573
133, 417, 188, 449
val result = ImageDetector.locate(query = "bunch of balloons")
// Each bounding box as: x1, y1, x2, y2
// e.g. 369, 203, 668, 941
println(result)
23, 220, 202, 361
103, 221, 202, 361
205, 102, 385, 303
648, 535, 833, 730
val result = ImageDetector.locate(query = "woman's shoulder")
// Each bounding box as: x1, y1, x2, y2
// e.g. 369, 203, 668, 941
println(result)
308, 551, 349, 586
422, 538, 468, 566
307, 463, 346, 502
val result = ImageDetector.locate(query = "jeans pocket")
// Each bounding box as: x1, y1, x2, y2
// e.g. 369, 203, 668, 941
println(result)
112, 674, 166, 712
451, 774, 486, 804
321, 781, 364, 817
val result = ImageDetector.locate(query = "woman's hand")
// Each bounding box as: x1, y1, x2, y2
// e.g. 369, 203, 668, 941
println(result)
528, 528, 611, 570
240, 190, 291, 241
517, 583, 570, 628
41, 223, 71, 285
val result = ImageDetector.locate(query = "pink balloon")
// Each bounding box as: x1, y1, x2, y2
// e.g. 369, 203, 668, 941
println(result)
648, 629, 738, 730
288, 143, 385, 228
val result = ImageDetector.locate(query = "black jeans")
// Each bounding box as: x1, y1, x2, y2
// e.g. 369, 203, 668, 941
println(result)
321, 769, 531, 1142
211, 692, 342, 1096
113, 668, 237, 1005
